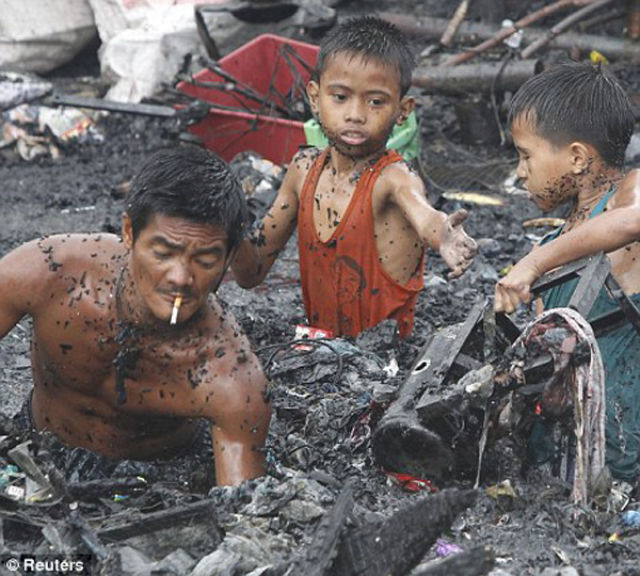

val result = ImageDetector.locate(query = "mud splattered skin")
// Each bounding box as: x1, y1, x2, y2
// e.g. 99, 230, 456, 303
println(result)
512, 116, 640, 298
538, 165, 640, 296
0, 232, 270, 485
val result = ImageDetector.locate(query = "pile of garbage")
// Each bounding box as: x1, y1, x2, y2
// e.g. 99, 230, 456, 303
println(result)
0, 321, 494, 576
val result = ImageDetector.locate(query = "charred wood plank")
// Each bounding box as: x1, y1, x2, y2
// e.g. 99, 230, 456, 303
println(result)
412, 545, 495, 576
295, 482, 355, 576
96, 500, 219, 543
67, 478, 149, 500
331, 489, 476, 576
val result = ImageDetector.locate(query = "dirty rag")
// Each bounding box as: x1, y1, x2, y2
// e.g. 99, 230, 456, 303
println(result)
512, 307, 606, 505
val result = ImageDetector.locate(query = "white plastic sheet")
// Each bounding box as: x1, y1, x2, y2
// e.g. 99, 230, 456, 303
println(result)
0, 0, 96, 73
90, 0, 237, 103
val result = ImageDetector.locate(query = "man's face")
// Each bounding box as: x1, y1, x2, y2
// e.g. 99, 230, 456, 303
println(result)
511, 116, 578, 212
307, 52, 413, 159
122, 213, 230, 324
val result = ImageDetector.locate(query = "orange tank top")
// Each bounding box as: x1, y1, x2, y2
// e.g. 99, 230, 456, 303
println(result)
298, 149, 425, 338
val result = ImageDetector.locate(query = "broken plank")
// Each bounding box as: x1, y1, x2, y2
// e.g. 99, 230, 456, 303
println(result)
97, 500, 219, 543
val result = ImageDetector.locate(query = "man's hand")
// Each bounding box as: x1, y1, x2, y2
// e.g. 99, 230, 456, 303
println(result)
494, 258, 542, 313
439, 209, 478, 279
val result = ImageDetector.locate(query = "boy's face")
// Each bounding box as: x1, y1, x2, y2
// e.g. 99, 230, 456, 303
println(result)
511, 116, 580, 212
307, 52, 413, 159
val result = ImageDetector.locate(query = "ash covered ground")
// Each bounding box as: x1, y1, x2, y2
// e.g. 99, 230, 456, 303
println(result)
1, 1, 639, 574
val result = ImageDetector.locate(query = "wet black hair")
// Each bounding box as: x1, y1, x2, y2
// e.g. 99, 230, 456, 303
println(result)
314, 16, 415, 96
509, 62, 634, 167
125, 146, 248, 250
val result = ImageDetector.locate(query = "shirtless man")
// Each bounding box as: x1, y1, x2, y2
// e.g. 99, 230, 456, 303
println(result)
232, 16, 477, 338
0, 146, 270, 487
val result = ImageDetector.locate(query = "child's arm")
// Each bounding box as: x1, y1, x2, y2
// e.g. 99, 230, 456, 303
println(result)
231, 152, 308, 288
388, 166, 477, 278
495, 169, 640, 313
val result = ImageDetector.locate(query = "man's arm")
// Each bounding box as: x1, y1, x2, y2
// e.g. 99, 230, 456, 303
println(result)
495, 170, 640, 313
388, 166, 477, 278
0, 239, 51, 338
231, 150, 311, 288
206, 343, 271, 486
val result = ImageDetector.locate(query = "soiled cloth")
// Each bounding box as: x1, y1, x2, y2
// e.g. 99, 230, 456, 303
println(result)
540, 188, 640, 482
297, 149, 424, 338
511, 308, 606, 506
13, 392, 215, 492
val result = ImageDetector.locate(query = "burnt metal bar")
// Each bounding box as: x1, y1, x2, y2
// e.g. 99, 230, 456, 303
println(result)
604, 275, 640, 336
97, 500, 219, 542
46, 94, 177, 118
590, 308, 632, 335
495, 311, 522, 344
412, 300, 485, 416
410, 299, 486, 389
452, 352, 483, 374
567, 252, 611, 317
529, 251, 639, 336
529, 254, 600, 295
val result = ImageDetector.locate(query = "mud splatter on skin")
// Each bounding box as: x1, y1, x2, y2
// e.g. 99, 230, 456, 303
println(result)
37, 240, 63, 271
551, 160, 626, 233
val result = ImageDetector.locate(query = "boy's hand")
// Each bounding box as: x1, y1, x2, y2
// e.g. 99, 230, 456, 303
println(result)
439, 209, 478, 279
494, 259, 542, 313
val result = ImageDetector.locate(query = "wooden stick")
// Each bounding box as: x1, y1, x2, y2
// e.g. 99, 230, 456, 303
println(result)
440, 0, 472, 47
521, 0, 615, 58
413, 59, 540, 95
379, 12, 640, 63
441, 0, 596, 66
577, 6, 625, 31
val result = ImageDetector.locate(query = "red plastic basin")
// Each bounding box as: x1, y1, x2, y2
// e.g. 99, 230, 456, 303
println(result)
178, 34, 319, 165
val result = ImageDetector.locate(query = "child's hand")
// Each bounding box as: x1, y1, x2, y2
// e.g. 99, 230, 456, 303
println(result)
494, 259, 542, 313
439, 209, 477, 279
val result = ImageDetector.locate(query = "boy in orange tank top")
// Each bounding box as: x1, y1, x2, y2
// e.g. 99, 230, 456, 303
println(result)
232, 16, 477, 337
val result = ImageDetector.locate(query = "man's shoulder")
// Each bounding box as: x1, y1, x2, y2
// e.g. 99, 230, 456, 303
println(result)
26, 233, 124, 284
30, 232, 123, 256
202, 297, 253, 349
198, 298, 266, 386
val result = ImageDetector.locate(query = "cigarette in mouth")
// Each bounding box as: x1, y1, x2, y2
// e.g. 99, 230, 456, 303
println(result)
170, 295, 182, 325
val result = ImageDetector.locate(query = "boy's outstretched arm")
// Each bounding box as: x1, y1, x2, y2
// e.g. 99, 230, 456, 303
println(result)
389, 167, 477, 278
231, 152, 307, 288
495, 169, 640, 314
